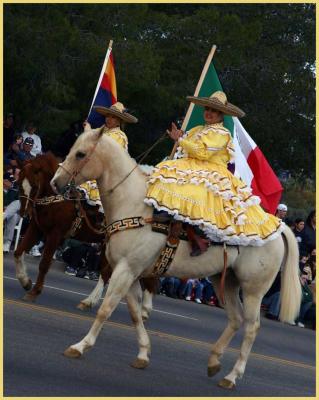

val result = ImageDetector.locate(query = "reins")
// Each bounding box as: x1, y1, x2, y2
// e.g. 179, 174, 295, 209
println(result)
57, 130, 169, 200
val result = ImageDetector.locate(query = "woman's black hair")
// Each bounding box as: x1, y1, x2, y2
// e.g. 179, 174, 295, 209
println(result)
306, 210, 316, 227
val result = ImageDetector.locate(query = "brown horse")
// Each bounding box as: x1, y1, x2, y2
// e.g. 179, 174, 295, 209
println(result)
14, 152, 157, 317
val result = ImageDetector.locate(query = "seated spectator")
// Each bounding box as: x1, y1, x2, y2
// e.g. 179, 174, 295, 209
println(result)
3, 172, 20, 252
183, 279, 203, 304
5, 133, 24, 161
299, 254, 309, 273
21, 121, 42, 157
160, 277, 182, 298
297, 273, 316, 328
62, 239, 100, 280
79, 243, 101, 281
5, 136, 35, 166
262, 271, 281, 321
19, 137, 36, 161
200, 277, 218, 306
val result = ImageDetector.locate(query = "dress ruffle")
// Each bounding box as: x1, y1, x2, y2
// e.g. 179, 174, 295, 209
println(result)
145, 123, 284, 247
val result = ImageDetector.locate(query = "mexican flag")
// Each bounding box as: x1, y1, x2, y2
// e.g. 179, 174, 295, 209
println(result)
181, 46, 283, 214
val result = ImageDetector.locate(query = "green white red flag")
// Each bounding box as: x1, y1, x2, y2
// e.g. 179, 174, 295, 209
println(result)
181, 46, 283, 214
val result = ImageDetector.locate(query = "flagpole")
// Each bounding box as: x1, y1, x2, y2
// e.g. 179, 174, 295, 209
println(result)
87, 39, 114, 118
169, 45, 217, 159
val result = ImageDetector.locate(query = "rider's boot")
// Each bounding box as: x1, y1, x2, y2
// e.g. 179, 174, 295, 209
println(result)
186, 225, 210, 256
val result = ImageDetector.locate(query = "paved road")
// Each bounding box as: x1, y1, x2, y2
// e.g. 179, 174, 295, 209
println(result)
3, 253, 316, 396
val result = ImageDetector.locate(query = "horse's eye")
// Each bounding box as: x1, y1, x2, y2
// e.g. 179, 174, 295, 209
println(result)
76, 151, 86, 159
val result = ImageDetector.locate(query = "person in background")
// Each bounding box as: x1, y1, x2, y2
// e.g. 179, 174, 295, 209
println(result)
297, 272, 316, 328
293, 218, 305, 253
275, 203, 288, 221
3, 172, 20, 253
160, 277, 182, 298
300, 210, 316, 256
262, 271, 281, 321
21, 121, 42, 157
183, 279, 204, 304
6, 133, 24, 159
200, 277, 217, 306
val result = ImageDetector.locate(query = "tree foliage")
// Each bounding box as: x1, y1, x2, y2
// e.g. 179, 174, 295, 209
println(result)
4, 4, 315, 176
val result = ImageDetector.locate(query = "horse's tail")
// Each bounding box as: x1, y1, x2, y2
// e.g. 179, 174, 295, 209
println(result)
279, 225, 302, 323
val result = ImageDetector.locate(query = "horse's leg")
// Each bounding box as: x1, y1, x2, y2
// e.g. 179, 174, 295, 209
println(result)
141, 289, 153, 321
218, 284, 263, 389
207, 271, 243, 378
23, 231, 62, 301
64, 258, 137, 358
140, 277, 158, 321
126, 280, 151, 368
77, 275, 105, 310
77, 244, 110, 310
14, 220, 41, 291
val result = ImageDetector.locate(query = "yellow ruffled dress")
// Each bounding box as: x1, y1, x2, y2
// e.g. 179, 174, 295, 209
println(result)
144, 122, 284, 246
79, 127, 128, 207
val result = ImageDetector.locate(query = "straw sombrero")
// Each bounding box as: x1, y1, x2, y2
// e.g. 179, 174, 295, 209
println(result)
94, 102, 138, 123
187, 91, 245, 118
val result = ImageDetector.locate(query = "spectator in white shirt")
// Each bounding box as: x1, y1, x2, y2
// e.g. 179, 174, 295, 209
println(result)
21, 121, 42, 157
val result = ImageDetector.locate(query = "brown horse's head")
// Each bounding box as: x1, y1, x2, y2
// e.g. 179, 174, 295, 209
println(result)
17, 152, 59, 217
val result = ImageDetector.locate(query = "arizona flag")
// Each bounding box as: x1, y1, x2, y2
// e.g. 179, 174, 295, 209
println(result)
182, 46, 283, 214
87, 41, 117, 128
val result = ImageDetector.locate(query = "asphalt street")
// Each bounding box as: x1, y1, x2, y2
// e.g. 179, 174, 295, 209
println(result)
3, 252, 316, 397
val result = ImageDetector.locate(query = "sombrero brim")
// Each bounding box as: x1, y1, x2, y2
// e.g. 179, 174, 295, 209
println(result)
94, 106, 138, 123
187, 96, 245, 118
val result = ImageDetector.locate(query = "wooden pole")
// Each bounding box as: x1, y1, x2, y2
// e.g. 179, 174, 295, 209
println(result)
169, 45, 217, 159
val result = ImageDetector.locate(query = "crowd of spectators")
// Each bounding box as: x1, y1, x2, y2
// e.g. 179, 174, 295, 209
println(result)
3, 113, 101, 281
3, 114, 316, 327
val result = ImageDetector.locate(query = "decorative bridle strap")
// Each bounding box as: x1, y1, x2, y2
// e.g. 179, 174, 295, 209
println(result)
57, 141, 99, 186
34, 194, 65, 205
106, 216, 153, 238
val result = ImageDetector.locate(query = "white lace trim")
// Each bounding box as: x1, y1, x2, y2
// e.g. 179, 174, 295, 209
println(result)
144, 197, 286, 247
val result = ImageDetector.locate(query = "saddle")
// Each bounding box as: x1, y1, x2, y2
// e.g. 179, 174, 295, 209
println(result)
152, 215, 209, 257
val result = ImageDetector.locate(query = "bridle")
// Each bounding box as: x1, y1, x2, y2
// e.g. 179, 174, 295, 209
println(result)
55, 130, 169, 200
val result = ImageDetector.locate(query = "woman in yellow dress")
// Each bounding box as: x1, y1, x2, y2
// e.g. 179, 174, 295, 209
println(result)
145, 91, 284, 256
81, 102, 137, 207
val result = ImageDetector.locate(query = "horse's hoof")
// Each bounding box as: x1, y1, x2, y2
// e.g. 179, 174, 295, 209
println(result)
218, 378, 235, 390
23, 279, 33, 291
63, 347, 82, 358
22, 292, 37, 302
207, 364, 221, 377
130, 358, 149, 369
77, 302, 91, 311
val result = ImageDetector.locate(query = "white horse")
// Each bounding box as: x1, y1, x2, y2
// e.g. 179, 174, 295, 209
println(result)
51, 127, 301, 389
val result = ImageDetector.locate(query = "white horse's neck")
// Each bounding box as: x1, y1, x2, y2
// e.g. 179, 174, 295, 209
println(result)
96, 137, 151, 223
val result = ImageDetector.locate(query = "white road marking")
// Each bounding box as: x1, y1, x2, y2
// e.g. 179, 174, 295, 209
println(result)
4, 275, 199, 321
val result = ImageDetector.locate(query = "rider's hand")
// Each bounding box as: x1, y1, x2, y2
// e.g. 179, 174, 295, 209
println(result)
169, 122, 184, 141
83, 120, 91, 130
